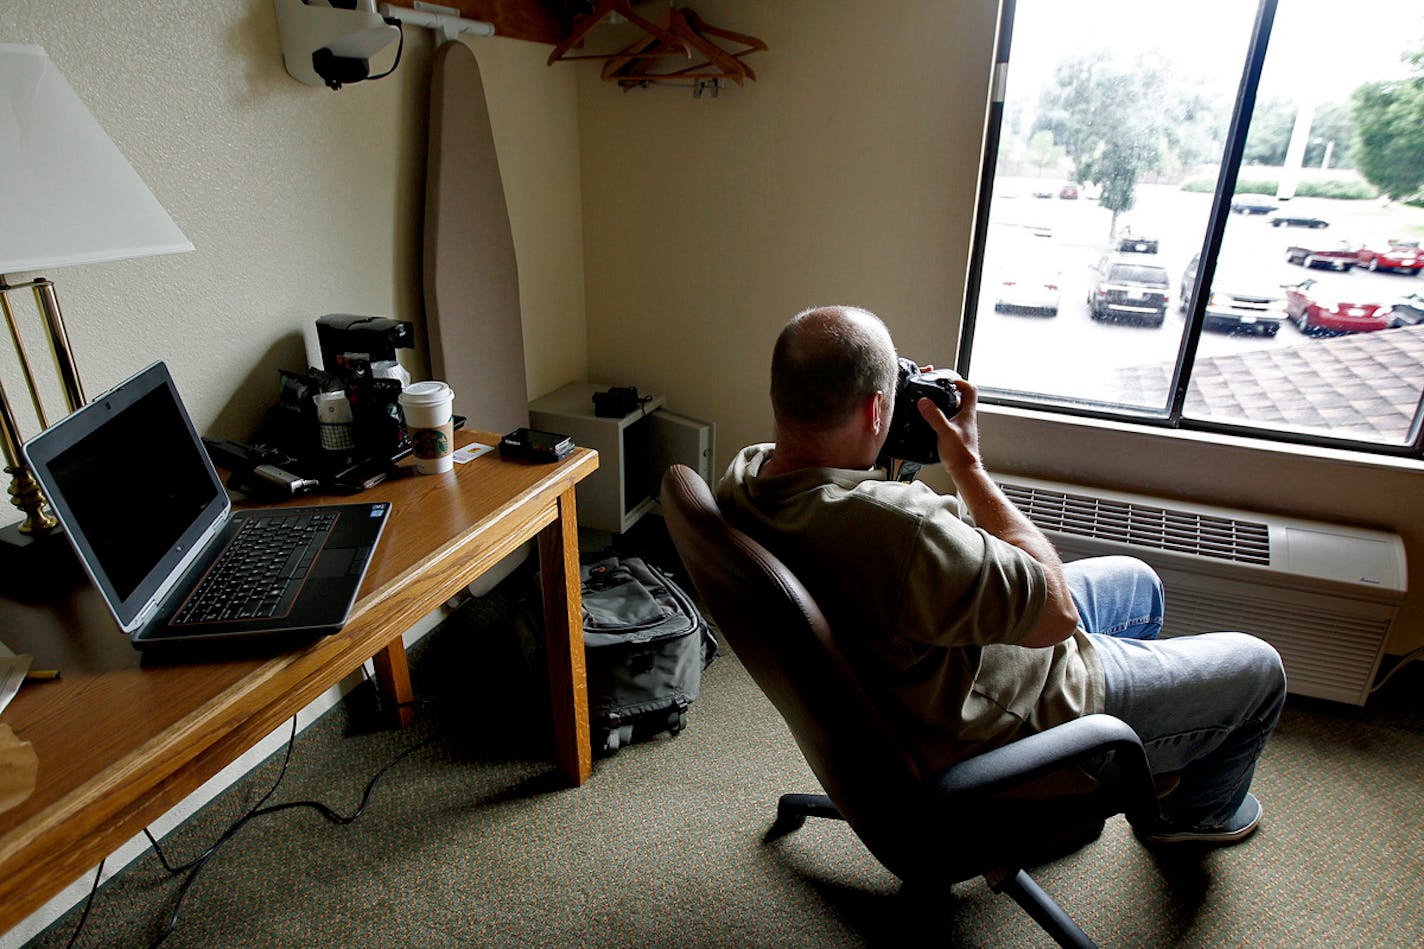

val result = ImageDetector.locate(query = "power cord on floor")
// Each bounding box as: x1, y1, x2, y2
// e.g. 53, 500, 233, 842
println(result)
60, 710, 432, 947
143, 717, 304, 945
62, 859, 105, 949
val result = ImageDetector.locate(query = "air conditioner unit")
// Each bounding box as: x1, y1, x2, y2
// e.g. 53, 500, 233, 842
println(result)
995, 474, 1407, 706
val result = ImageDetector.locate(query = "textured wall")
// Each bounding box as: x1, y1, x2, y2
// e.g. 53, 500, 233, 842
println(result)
4, 0, 586, 463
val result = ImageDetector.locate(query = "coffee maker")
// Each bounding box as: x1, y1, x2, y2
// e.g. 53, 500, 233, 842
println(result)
315, 313, 414, 386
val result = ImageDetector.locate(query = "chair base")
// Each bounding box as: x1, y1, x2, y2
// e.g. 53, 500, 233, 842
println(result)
769, 793, 1098, 949
766, 792, 842, 840
988, 868, 1096, 949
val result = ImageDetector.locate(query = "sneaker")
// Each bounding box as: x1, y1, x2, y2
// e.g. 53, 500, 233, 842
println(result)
1138, 792, 1263, 847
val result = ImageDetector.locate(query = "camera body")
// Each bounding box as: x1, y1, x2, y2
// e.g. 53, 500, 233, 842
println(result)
881, 358, 962, 464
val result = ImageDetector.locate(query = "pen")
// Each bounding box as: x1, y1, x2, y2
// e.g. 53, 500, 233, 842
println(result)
24, 669, 60, 682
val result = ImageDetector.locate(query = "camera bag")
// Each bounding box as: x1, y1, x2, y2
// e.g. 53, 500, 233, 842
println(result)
514, 553, 716, 754
578, 555, 717, 754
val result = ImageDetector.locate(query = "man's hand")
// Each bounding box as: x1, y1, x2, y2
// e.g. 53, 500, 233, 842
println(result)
915, 378, 981, 479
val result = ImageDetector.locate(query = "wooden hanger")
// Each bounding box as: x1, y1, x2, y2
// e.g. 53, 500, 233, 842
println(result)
601, 5, 766, 88
547, 0, 691, 66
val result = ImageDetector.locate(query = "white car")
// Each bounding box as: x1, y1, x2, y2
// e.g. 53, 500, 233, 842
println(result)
994, 265, 1062, 316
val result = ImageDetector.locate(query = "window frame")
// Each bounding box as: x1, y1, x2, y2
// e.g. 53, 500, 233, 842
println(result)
955, 0, 1424, 459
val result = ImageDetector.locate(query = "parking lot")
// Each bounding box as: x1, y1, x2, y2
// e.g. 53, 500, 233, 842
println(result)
969, 179, 1424, 405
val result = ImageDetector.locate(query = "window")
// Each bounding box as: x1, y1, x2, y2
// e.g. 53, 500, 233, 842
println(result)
958, 0, 1424, 456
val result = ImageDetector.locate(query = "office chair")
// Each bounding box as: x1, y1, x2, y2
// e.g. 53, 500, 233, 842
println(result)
660, 464, 1161, 948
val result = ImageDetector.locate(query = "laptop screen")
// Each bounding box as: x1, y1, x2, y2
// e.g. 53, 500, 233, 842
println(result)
23, 362, 229, 631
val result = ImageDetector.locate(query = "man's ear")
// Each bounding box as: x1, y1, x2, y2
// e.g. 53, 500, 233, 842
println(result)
868, 390, 888, 435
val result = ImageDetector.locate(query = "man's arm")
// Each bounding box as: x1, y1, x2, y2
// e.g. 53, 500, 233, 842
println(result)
916, 384, 1080, 648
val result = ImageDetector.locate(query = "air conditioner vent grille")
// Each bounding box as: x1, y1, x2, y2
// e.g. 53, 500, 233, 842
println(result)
999, 483, 1271, 566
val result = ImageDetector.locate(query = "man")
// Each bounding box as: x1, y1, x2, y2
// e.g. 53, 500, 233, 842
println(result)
717, 304, 1286, 846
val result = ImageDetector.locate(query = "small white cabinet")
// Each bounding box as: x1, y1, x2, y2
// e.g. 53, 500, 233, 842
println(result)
529, 382, 713, 534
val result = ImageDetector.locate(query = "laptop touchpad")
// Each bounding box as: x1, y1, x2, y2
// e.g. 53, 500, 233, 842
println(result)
311, 548, 356, 578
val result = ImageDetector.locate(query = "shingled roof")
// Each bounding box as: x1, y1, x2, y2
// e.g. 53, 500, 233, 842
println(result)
1113, 324, 1424, 444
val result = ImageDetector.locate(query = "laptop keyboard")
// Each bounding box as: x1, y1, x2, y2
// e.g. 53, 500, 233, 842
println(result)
173, 510, 337, 625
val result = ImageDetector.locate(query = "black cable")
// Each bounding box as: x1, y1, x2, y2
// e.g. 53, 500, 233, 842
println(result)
367, 19, 405, 81
145, 718, 303, 945
140, 716, 430, 946
62, 858, 105, 949
144, 717, 301, 876
248, 734, 431, 825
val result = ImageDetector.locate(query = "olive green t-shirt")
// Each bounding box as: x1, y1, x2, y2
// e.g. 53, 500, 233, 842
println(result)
716, 444, 1104, 773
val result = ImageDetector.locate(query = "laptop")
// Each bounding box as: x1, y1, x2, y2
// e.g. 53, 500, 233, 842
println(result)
22, 361, 390, 651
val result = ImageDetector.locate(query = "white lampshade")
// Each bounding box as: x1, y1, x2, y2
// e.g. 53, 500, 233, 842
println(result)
0, 43, 193, 274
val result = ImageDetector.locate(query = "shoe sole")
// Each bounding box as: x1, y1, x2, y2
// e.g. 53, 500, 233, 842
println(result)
1139, 794, 1262, 847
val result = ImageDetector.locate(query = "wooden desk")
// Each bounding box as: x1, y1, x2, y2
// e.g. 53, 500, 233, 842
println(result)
0, 431, 597, 936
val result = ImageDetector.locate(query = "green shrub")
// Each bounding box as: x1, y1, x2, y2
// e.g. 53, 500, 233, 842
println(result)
1296, 180, 1378, 200
1234, 180, 1279, 196
1180, 177, 1378, 200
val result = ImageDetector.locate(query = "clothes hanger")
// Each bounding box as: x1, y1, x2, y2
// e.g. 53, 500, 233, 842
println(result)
547, 0, 691, 66
602, 5, 766, 88
678, 6, 767, 77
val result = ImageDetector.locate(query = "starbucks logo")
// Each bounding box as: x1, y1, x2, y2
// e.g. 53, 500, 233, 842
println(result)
412, 427, 450, 459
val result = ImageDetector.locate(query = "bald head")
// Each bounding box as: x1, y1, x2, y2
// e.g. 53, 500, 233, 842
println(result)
770, 305, 898, 433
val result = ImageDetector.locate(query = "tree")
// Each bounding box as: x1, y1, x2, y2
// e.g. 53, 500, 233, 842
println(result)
1353, 50, 1424, 200
1306, 100, 1356, 170
1024, 130, 1066, 175
1033, 52, 1188, 235
1243, 97, 1300, 166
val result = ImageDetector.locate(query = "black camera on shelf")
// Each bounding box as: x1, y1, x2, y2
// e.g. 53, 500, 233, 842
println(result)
880, 357, 962, 465
592, 385, 651, 418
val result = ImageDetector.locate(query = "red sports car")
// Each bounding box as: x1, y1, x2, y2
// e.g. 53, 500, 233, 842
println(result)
1285, 239, 1356, 271
1355, 239, 1423, 275
1285, 280, 1392, 336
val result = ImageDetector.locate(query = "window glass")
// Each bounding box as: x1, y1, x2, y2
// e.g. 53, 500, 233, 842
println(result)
969, 0, 1257, 415
1180, 0, 1424, 447
964, 0, 1424, 453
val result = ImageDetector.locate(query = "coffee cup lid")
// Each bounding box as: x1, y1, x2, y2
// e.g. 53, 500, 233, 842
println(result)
399, 380, 454, 406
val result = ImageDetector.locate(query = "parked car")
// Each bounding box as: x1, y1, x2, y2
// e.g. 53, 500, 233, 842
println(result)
1271, 213, 1329, 229
1355, 239, 1423, 275
1059, 183, 1080, 199
1284, 279, 1392, 336
1087, 254, 1171, 326
1387, 292, 1424, 327
1179, 254, 1285, 336
1116, 228, 1159, 254
1230, 194, 1277, 214
994, 263, 1061, 316
1285, 239, 1356, 271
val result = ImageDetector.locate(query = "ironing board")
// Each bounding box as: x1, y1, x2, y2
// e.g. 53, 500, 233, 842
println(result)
424, 40, 529, 435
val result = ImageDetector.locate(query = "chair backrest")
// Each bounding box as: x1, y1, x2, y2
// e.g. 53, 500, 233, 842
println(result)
660, 464, 931, 878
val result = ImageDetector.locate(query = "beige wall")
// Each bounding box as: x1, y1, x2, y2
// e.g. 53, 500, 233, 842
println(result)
574, 0, 1424, 655
5, 0, 586, 449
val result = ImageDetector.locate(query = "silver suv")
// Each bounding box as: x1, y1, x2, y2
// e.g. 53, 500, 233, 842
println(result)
1180, 254, 1285, 337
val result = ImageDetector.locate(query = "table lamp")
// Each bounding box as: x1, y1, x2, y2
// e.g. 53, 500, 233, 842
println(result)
0, 43, 193, 552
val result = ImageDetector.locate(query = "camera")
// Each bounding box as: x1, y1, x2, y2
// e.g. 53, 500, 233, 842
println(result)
592, 385, 651, 418
880, 358, 962, 464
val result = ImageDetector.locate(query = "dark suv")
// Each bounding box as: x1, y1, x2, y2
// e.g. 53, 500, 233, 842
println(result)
1087, 254, 1171, 326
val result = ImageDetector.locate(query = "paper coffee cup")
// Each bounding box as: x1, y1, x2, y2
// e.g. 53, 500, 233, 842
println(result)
398, 381, 456, 474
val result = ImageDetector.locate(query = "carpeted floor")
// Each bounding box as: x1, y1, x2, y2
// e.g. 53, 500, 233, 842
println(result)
26, 569, 1424, 948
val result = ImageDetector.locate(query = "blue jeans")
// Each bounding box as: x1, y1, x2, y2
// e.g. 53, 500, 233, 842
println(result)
1064, 556, 1287, 831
